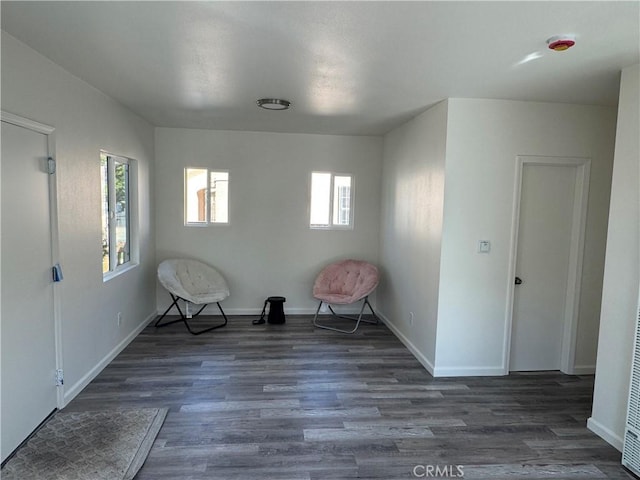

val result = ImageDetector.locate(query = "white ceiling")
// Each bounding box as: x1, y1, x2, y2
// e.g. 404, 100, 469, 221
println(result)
2, 1, 638, 136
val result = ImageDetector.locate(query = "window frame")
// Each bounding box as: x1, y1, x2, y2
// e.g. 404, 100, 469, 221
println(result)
101, 151, 138, 281
184, 167, 230, 226
309, 171, 355, 230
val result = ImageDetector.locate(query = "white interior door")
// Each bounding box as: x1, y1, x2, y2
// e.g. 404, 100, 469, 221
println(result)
1, 119, 57, 462
510, 163, 577, 372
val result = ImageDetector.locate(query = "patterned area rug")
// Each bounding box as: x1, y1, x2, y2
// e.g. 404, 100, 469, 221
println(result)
1, 408, 167, 480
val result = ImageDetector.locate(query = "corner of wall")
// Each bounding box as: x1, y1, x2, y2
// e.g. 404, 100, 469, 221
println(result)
378, 100, 449, 372
590, 63, 640, 448
377, 312, 435, 375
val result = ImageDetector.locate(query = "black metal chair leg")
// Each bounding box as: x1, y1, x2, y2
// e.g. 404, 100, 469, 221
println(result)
182, 302, 228, 335
155, 294, 228, 335
154, 294, 186, 328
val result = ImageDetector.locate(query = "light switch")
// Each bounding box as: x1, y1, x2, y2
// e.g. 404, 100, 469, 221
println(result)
478, 240, 491, 253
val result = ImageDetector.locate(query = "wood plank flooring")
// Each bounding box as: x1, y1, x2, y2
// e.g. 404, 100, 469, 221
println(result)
65, 315, 633, 479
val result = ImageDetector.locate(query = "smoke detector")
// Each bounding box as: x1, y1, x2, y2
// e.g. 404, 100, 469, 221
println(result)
547, 35, 576, 52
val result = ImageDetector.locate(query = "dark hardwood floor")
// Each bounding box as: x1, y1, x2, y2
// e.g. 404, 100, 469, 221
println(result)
65, 315, 633, 479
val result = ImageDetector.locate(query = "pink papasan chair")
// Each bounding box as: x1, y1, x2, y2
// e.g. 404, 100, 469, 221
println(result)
312, 259, 379, 334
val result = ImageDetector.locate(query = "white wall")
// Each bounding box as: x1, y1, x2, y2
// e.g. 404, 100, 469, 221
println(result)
155, 128, 382, 314
589, 64, 640, 451
435, 98, 617, 375
378, 100, 448, 372
379, 97, 617, 377
1, 32, 156, 403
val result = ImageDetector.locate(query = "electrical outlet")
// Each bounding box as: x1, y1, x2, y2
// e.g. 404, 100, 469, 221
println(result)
117, 312, 122, 326
409, 311, 414, 326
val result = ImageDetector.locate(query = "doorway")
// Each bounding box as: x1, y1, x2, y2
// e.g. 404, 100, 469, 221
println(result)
507, 156, 590, 373
1, 113, 61, 462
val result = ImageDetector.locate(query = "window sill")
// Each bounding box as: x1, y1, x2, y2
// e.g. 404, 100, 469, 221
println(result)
310, 225, 354, 231
103, 262, 139, 282
184, 223, 230, 227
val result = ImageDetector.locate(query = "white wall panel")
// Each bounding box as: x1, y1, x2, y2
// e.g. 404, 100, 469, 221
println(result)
589, 64, 640, 451
379, 97, 616, 377
154, 128, 382, 314
436, 98, 616, 374
378, 100, 448, 371
1, 32, 156, 403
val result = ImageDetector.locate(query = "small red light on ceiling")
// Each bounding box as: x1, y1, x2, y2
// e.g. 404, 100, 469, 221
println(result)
547, 35, 576, 52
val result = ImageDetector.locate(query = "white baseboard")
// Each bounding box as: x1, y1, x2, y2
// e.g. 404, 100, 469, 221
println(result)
376, 312, 435, 375
377, 313, 506, 377
570, 364, 596, 375
62, 311, 156, 406
432, 365, 506, 377
587, 417, 624, 452
156, 305, 363, 316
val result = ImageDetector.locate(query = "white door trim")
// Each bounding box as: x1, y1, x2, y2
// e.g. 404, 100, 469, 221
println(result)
1, 111, 55, 135
502, 155, 591, 375
1, 111, 64, 408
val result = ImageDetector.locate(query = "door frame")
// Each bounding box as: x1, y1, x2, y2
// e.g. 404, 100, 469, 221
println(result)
1, 111, 64, 408
503, 155, 591, 375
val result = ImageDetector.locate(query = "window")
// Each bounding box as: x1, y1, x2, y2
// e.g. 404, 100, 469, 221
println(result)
185, 168, 229, 225
310, 172, 353, 229
101, 152, 136, 276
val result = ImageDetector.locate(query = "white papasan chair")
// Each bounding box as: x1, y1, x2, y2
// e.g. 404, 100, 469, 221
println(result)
155, 258, 230, 335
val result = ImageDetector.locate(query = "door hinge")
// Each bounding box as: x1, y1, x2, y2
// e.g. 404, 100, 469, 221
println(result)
47, 157, 56, 175
55, 369, 64, 386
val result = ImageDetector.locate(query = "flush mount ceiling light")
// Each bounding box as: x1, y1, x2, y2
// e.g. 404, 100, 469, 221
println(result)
547, 35, 576, 52
256, 98, 291, 110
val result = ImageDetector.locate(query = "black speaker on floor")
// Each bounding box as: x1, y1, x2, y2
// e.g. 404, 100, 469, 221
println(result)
266, 296, 286, 324
253, 296, 286, 325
